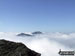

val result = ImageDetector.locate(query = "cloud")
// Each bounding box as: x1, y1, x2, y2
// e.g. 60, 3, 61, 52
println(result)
0, 32, 75, 56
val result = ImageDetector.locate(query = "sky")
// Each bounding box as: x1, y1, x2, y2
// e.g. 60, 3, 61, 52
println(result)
0, 0, 75, 32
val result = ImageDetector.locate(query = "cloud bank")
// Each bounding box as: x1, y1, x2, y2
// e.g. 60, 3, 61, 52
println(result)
0, 32, 75, 56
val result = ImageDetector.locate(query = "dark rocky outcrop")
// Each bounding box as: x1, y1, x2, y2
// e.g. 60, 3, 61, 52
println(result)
17, 33, 32, 37
0, 39, 41, 56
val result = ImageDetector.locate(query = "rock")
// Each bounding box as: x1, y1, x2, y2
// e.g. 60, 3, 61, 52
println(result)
0, 39, 41, 56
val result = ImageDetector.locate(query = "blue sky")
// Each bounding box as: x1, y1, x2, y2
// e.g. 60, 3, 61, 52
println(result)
0, 0, 75, 32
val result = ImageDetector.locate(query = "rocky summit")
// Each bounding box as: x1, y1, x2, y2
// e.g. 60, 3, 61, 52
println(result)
0, 39, 41, 56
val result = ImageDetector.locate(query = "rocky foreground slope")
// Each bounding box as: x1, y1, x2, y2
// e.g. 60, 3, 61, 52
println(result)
0, 39, 41, 56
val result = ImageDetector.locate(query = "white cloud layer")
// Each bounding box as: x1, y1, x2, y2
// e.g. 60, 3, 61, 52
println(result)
0, 32, 75, 56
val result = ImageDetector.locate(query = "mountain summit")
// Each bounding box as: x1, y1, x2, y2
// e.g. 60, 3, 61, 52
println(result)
32, 31, 43, 35
17, 33, 32, 37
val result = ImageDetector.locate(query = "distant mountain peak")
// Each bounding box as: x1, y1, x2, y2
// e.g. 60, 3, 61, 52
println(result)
32, 31, 43, 35
17, 33, 32, 37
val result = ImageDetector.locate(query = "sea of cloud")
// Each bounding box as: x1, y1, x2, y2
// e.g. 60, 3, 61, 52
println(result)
0, 32, 75, 56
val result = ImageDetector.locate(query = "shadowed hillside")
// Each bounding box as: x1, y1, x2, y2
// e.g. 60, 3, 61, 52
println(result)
0, 39, 41, 56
